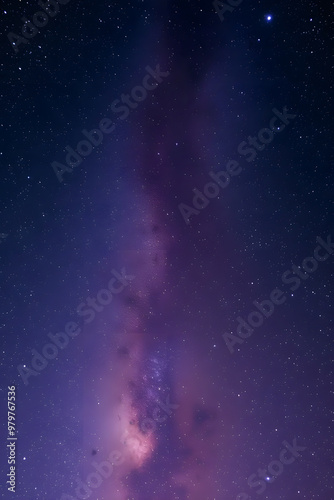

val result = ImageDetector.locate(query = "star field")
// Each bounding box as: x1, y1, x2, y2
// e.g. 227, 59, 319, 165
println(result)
0, 1, 333, 499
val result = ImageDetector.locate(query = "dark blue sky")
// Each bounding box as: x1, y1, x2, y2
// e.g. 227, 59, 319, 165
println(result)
0, 1, 333, 499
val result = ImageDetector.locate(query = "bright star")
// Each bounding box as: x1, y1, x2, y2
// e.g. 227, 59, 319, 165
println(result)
266, 14, 272, 21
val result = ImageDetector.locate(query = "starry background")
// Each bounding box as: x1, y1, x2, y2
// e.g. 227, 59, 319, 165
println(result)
0, 0, 333, 499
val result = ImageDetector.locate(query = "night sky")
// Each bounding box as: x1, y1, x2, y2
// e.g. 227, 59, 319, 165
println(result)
0, 1, 333, 499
